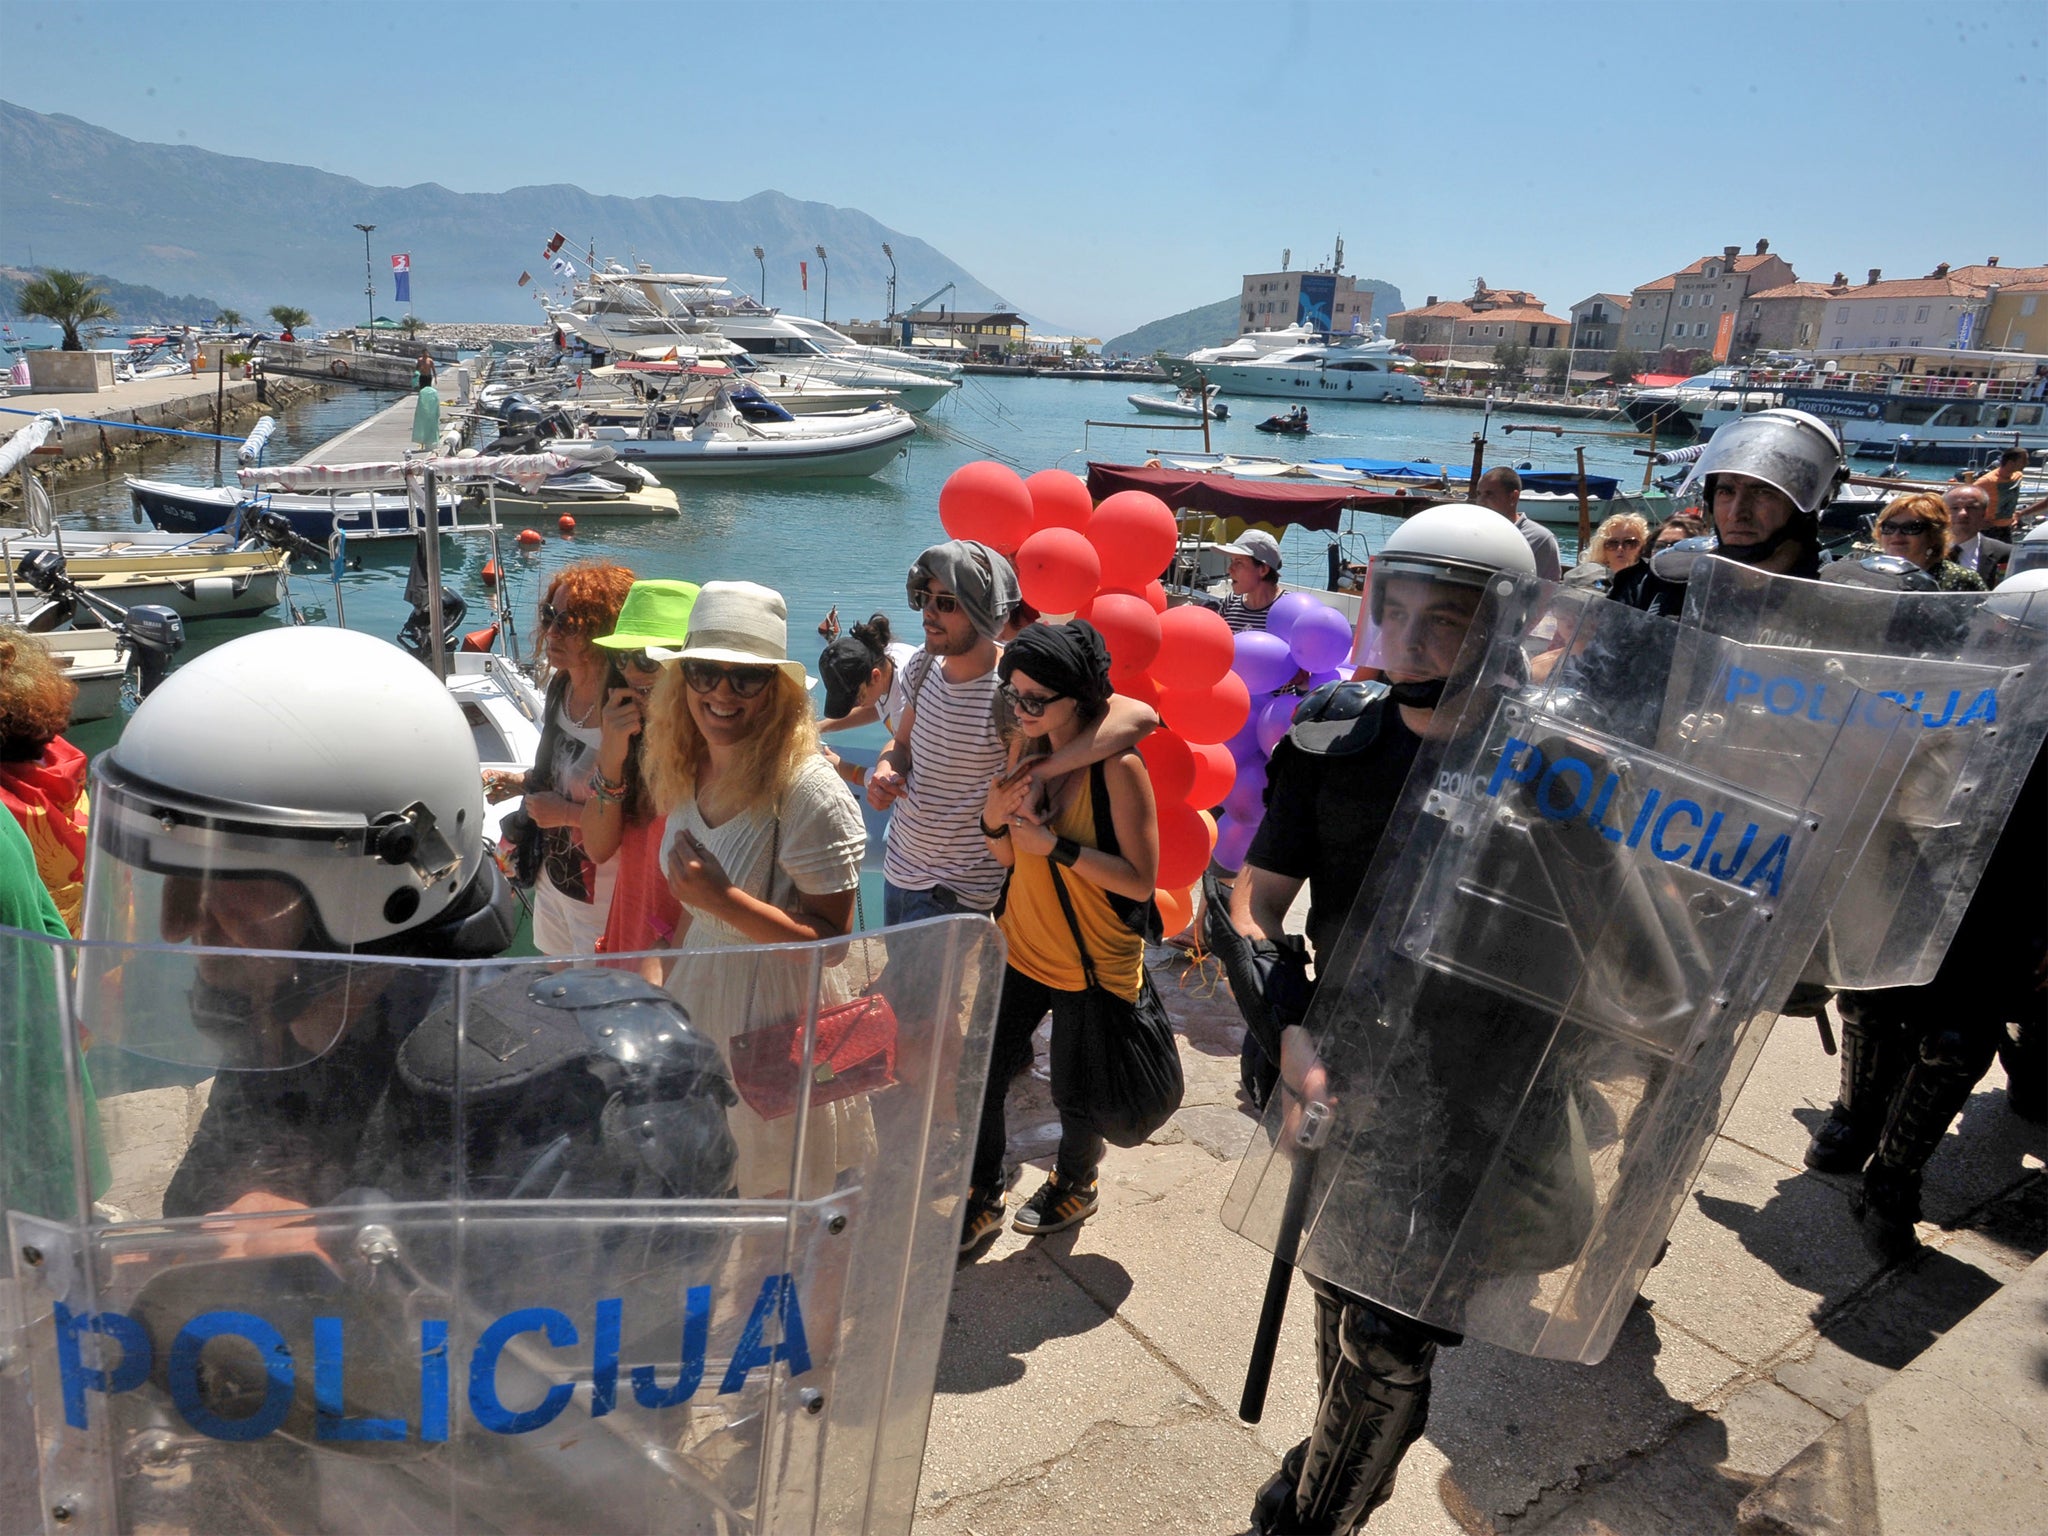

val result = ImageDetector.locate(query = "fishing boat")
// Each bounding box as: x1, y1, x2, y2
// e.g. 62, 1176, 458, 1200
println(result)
0, 533, 291, 621
568, 383, 917, 479
1129, 386, 1228, 421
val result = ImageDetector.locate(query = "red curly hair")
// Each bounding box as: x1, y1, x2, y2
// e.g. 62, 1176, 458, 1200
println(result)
0, 625, 78, 761
538, 559, 636, 639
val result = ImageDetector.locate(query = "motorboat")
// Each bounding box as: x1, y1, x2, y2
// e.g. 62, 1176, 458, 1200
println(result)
1698, 371, 2048, 466
1620, 367, 1781, 439
567, 382, 917, 478
446, 649, 545, 844
459, 459, 681, 519
1129, 386, 1228, 421
0, 530, 291, 621
576, 363, 901, 417
778, 315, 965, 381
129, 475, 470, 542
1168, 332, 1424, 404
6, 557, 187, 722
1255, 409, 1311, 435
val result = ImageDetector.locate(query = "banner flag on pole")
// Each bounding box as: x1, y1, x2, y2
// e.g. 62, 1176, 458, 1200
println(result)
392, 253, 411, 306
801, 260, 809, 292
544, 232, 566, 259
518, 271, 532, 287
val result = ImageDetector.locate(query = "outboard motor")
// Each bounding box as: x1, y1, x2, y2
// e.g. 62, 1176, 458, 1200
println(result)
242, 507, 330, 564
123, 604, 185, 696
398, 584, 468, 662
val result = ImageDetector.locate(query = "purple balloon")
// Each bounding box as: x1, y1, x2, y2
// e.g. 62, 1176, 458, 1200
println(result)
1255, 692, 1298, 755
1233, 629, 1297, 695
1264, 591, 1323, 648
1224, 757, 1268, 820
1225, 710, 1264, 764
1307, 667, 1345, 689
1213, 810, 1259, 872
1288, 603, 1356, 674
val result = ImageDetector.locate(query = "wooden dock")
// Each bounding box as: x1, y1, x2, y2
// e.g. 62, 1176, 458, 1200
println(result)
294, 394, 422, 466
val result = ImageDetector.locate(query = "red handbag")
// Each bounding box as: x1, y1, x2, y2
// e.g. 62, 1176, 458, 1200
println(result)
728, 993, 899, 1120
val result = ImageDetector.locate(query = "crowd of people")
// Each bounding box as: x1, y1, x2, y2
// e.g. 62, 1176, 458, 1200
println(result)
3, 401, 2040, 1536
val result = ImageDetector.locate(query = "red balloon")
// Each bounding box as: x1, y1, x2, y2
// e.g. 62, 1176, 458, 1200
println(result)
938, 460, 1034, 554
1025, 468, 1094, 534
1014, 527, 1101, 616
1084, 591, 1161, 678
1187, 741, 1237, 807
1156, 800, 1216, 891
1137, 729, 1197, 803
1151, 605, 1236, 690
1159, 672, 1252, 745
1116, 671, 1162, 710
1088, 491, 1178, 591
1142, 579, 1168, 613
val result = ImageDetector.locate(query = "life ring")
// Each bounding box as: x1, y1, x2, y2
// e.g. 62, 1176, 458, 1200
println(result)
329, 358, 352, 378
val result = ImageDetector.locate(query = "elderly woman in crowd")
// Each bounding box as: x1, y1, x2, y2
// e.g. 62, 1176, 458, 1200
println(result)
1607, 513, 1707, 613
0, 626, 89, 935
1869, 491, 1987, 592
1562, 511, 1649, 589
486, 559, 637, 954
642, 580, 868, 1198
963, 620, 1161, 1250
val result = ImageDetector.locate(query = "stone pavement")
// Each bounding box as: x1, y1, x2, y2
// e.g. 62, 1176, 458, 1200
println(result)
914, 946, 2047, 1535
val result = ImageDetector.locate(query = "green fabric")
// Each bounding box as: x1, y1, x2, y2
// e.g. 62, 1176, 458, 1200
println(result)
1, 810, 107, 1219
411, 383, 442, 449
593, 580, 701, 649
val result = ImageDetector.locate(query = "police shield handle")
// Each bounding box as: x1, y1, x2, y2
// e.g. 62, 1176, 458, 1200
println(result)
1239, 1099, 1331, 1424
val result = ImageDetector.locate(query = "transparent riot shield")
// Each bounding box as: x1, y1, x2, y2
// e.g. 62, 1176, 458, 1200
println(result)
2, 915, 1002, 1535
1669, 555, 2048, 989
1221, 580, 1914, 1364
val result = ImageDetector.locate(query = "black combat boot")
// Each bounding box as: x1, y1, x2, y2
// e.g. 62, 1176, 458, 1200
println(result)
1805, 998, 1901, 1174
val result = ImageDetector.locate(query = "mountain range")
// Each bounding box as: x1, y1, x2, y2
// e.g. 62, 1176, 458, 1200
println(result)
1102, 279, 1406, 358
0, 100, 1014, 329
1, 264, 223, 329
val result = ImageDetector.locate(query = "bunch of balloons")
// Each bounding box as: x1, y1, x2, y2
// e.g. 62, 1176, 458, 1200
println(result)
935, 460, 1358, 933
1207, 591, 1357, 874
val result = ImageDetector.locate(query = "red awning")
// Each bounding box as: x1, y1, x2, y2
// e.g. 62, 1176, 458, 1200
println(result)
1085, 462, 1437, 532
1632, 373, 1690, 388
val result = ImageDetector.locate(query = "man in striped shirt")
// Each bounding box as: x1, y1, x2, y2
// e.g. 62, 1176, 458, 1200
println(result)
870, 540, 1157, 923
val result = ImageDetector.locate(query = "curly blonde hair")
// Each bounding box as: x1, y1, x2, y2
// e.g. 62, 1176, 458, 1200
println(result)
0, 625, 77, 761
640, 667, 820, 822
1586, 513, 1650, 568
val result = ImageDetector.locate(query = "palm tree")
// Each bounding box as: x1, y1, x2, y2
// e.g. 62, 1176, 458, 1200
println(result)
16, 269, 116, 351
268, 305, 311, 339
400, 314, 424, 340
215, 308, 244, 330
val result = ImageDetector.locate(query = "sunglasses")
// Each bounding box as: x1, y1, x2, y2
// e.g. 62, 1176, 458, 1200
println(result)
538, 601, 587, 632
682, 660, 775, 698
1001, 683, 1065, 718
1607, 536, 1643, 548
614, 648, 663, 673
1878, 519, 1935, 538
909, 588, 962, 615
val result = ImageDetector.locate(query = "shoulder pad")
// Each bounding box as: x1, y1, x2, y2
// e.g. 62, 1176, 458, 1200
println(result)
1286, 679, 1392, 756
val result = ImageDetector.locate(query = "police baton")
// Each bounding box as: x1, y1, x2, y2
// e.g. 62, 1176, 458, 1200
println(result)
1239, 1097, 1331, 1423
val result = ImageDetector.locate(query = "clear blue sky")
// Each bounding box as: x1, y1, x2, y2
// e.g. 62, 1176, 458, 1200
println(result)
4, 0, 2043, 337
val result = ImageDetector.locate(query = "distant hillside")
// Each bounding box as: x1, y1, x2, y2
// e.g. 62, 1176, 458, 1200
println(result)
0, 264, 222, 328
1104, 279, 1406, 357
0, 100, 1016, 327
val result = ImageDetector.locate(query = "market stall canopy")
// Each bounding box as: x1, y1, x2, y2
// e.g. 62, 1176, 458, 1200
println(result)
1086, 462, 1436, 532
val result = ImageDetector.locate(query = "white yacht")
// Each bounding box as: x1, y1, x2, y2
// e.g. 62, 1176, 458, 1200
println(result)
1183, 323, 1322, 366
779, 315, 964, 381
549, 265, 957, 411
1172, 330, 1423, 404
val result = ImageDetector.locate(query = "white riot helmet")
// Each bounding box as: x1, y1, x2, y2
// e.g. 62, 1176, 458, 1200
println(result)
1677, 408, 1848, 517
1362, 503, 1540, 706
84, 627, 499, 954
2006, 521, 2048, 580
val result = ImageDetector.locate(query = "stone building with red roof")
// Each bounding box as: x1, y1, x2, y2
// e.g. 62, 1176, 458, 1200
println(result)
1626, 241, 1798, 358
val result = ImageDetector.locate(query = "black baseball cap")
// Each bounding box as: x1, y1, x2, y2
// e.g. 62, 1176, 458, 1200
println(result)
819, 635, 879, 719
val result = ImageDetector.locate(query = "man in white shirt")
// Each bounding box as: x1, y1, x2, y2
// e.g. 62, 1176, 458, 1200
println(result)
1943, 484, 2009, 585
1472, 467, 1563, 582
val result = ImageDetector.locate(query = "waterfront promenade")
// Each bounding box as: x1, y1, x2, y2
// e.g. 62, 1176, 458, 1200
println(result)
916, 940, 2046, 1534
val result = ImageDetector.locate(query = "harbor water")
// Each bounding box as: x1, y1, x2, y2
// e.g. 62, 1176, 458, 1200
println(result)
27, 376, 1692, 767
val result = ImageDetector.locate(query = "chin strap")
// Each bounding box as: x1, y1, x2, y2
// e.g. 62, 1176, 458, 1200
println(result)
1386, 678, 1447, 708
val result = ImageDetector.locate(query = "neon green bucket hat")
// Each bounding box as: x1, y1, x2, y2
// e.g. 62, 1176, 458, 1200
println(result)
592, 579, 700, 650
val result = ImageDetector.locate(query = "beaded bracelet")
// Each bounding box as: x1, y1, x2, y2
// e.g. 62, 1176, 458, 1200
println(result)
588, 770, 627, 807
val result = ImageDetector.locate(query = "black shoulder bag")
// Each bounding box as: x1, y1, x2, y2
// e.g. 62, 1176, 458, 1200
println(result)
1041, 759, 1184, 1148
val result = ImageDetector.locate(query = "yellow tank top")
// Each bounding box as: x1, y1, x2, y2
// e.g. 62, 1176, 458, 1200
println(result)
998, 768, 1146, 1002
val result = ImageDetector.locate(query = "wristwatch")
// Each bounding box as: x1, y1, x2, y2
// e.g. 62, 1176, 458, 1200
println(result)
1050, 836, 1082, 867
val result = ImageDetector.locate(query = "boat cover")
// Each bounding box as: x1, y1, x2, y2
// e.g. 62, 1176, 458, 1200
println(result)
0, 411, 63, 478
238, 452, 591, 494
1313, 458, 1623, 500
1086, 462, 1431, 533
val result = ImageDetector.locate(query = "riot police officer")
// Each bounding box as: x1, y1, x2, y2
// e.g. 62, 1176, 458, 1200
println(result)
1222, 506, 1539, 1533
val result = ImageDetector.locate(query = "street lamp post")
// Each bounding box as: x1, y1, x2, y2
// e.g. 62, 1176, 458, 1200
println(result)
752, 245, 766, 306
353, 223, 377, 330
882, 242, 897, 319
814, 245, 829, 324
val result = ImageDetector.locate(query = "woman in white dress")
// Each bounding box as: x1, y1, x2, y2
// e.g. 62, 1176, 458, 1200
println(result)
641, 581, 870, 1199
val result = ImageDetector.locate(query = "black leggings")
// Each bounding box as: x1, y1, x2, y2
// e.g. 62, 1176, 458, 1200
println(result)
972, 966, 1106, 1194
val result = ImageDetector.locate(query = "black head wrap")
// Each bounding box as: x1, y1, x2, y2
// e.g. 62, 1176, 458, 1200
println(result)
998, 620, 1113, 714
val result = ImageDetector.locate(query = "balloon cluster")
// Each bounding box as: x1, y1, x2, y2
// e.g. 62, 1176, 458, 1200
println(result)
936, 460, 1355, 936
1207, 593, 1355, 876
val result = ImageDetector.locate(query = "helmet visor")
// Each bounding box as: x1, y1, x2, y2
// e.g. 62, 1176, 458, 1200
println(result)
1356, 554, 1494, 679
